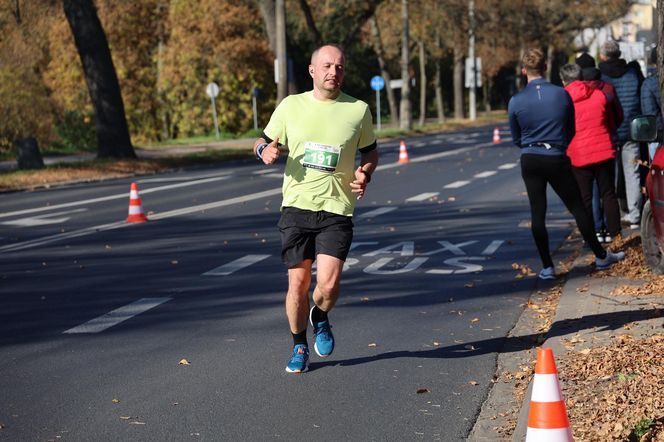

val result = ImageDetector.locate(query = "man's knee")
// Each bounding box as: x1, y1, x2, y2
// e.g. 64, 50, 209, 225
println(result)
315, 277, 340, 298
288, 262, 312, 295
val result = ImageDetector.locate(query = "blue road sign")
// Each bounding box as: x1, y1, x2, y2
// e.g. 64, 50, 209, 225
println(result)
370, 75, 385, 91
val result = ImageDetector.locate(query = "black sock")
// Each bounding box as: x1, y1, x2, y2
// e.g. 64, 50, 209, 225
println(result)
292, 330, 307, 346
311, 305, 328, 323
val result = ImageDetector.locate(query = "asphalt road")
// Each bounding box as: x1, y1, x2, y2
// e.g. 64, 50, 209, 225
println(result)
0, 125, 576, 441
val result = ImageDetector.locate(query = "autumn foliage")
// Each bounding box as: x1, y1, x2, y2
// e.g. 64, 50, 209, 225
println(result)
0, 0, 634, 155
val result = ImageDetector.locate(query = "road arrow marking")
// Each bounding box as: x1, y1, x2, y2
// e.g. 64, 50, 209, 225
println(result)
2, 208, 88, 227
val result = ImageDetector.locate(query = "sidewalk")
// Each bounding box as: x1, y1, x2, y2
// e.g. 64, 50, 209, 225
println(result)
470, 231, 664, 441
0, 138, 256, 171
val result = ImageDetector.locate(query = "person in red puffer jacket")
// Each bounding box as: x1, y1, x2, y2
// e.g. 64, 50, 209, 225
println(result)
560, 63, 621, 240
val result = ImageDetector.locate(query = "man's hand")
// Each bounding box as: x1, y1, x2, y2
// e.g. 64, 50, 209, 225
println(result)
260, 137, 280, 165
350, 166, 369, 200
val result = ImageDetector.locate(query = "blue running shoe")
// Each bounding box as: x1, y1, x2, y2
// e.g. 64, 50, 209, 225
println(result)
285, 344, 309, 373
310, 306, 334, 357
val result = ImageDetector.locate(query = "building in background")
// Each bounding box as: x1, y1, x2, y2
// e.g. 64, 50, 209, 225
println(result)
576, 0, 656, 73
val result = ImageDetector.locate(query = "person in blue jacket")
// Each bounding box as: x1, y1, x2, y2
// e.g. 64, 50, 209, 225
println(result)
599, 40, 643, 229
508, 48, 624, 280
641, 47, 662, 161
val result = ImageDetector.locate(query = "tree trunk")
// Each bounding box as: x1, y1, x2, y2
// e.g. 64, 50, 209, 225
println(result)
63, 0, 136, 159
369, 17, 398, 126
546, 45, 554, 82
399, 0, 412, 130
434, 30, 444, 124
453, 45, 464, 119
484, 77, 492, 112
15, 137, 44, 170
275, 0, 288, 103
418, 40, 426, 126
258, 0, 276, 54
659, 0, 664, 120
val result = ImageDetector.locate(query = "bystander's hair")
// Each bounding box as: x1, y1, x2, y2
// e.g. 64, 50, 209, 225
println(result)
559, 64, 582, 85
600, 40, 621, 60
522, 48, 546, 76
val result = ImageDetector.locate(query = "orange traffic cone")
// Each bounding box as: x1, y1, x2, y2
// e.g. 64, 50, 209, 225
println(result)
493, 127, 501, 144
126, 182, 148, 223
398, 140, 410, 164
525, 348, 573, 441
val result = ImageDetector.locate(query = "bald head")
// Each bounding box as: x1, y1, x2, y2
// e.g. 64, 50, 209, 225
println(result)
309, 44, 345, 100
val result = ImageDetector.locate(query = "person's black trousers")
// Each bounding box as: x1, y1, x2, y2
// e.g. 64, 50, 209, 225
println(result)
571, 159, 621, 236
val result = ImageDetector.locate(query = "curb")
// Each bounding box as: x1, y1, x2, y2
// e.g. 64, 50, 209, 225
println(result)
468, 232, 581, 441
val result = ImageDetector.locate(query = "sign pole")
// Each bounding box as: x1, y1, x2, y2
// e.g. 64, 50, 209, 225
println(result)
252, 95, 258, 130
376, 89, 381, 130
206, 82, 221, 139
210, 96, 220, 139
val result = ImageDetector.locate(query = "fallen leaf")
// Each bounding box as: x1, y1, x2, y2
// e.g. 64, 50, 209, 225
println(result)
471, 317, 480, 323
111, 399, 120, 404
368, 343, 377, 347
129, 421, 146, 425
171, 260, 179, 265
468, 380, 479, 386
179, 359, 191, 365
464, 282, 475, 288
417, 388, 430, 394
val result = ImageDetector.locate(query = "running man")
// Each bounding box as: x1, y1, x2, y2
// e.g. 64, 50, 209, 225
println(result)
253, 44, 379, 373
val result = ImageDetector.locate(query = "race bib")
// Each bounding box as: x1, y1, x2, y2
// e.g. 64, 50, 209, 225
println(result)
302, 142, 341, 172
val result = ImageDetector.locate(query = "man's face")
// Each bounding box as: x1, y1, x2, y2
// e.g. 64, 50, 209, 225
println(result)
310, 46, 345, 98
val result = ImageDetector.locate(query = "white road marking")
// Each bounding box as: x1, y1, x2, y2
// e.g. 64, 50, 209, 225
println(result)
358, 207, 398, 218
262, 173, 283, 179
253, 169, 274, 175
498, 163, 518, 170
202, 254, 271, 276
2, 142, 489, 253
406, 192, 439, 202
138, 171, 233, 183
473, 171, 497, 179
518, 219, 574, 228
0, 188, 282, 253
481, 240, 504, 255
2, 208, 87, 227
63, 297, 171, 334
444, 180, 470, 189
0, 175, 231, 219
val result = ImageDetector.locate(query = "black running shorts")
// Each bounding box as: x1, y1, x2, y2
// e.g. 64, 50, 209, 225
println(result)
278, 207, 354, 268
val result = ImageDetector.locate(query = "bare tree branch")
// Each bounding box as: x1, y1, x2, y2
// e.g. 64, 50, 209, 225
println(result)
297, 0, 322, 46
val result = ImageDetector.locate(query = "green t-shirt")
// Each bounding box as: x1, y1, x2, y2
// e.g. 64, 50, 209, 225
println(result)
264, 91, 376, 216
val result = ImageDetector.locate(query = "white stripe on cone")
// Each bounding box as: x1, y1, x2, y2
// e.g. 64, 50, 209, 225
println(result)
130, 190, 139, 198
530, 373, 564, 402
525, 427, 573, 441
128, 206, 144, 215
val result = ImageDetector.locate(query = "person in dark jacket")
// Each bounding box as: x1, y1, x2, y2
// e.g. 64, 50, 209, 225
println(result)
599, 40, 643, 229
560, 63, 621, 242
641, 47, 662, 160
508, 48, 624, 280
576, 52, 624, 134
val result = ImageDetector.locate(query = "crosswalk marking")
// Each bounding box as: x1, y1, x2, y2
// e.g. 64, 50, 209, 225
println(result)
444, 180, 470, 189
358, 207, 398, 218
473, 171, 497, 179
498, 163, 518, 170
63, 297, 171, 334
406, 192, 439, 202
203, 254, 271, 276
